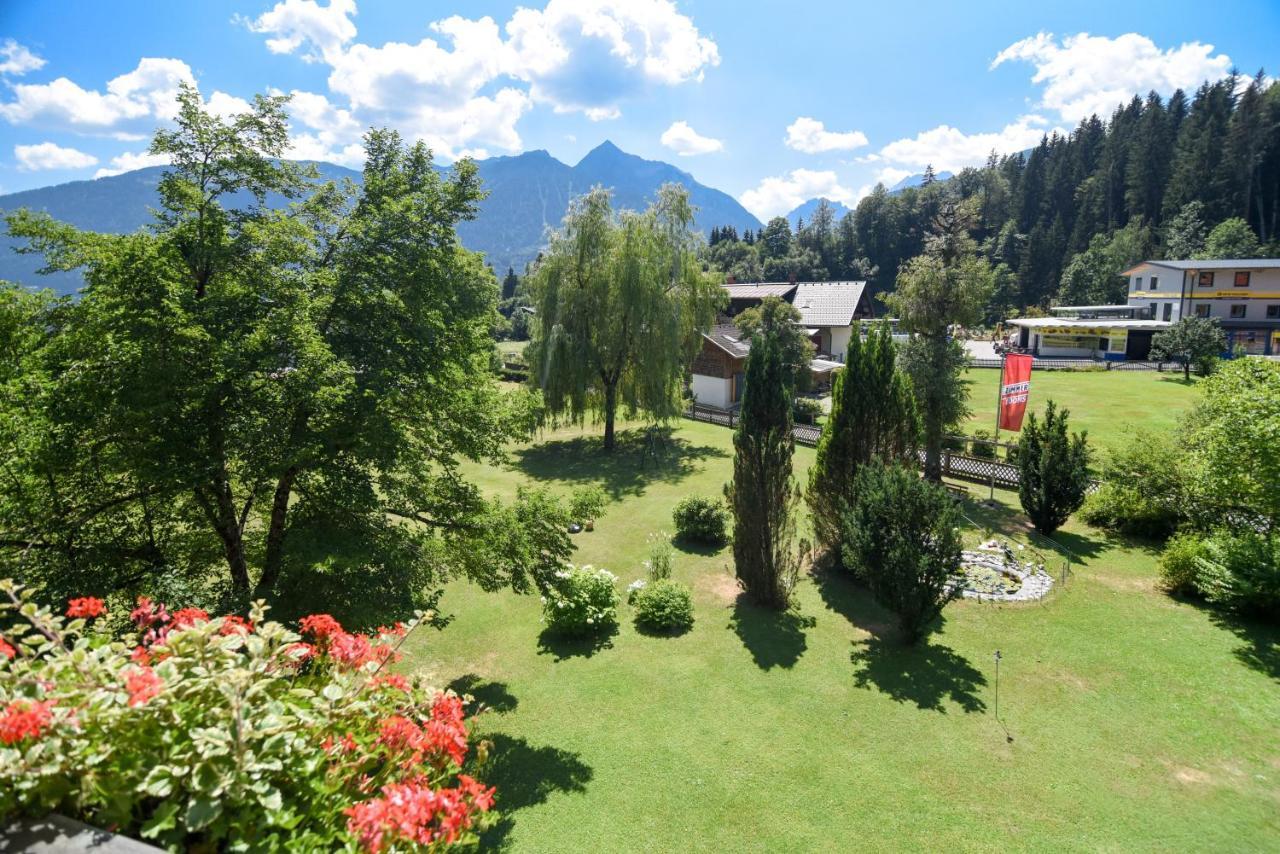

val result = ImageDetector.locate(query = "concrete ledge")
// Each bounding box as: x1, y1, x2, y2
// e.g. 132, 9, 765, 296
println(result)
1, 815, 162, 853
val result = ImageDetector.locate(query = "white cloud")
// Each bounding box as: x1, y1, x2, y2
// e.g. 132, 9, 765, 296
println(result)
243, 0, 718, 155
0, 57, 195, 136
877, 114, 1059, 173
505, 0, 719, 115
785, 117, 868, 154
660, 120, 722, 156
14, 142, 97, 171
992, 32, 1233, 123
93, 150, 170, 178
206, 91, 253, 119
0, 39, 45, 76
740, 169, 854, 221
241, 0, 357, 64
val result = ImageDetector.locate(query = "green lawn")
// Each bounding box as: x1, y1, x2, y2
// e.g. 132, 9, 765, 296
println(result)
398, 418, 1280, 852
961, 368, 1203, 458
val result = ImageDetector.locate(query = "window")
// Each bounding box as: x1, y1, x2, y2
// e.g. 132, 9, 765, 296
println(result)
1230, 304, 1247, 319
1194, 304, 1210, 318
1199, 272, 1215, 287
1150, 276, 1159, 290
1135, 276, 1143, 290
1163, 303, 1172, 321
1267, 305, 1280, 319
1235, 271, 1251, 287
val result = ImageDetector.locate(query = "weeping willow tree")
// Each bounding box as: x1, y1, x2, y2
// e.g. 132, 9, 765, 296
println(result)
527, 184, 723, 450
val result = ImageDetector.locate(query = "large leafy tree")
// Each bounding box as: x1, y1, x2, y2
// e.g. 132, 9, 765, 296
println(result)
807, 324, 918, 550
1200, 217, 1263, 258
0, 87, 569, 621
840, 464, 962, 643
526, 185, 721, 451
883, 203, 993, 481
1187, 358, 1280, 531
1016, 401, 1091, 536
1150, 316, 1226, 380
725, 328, 800, 610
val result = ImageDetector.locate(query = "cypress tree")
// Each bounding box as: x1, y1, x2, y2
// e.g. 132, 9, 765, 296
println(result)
726, 329, 800, 610
807, 324, 919, 549
1016, 400, 1091, 536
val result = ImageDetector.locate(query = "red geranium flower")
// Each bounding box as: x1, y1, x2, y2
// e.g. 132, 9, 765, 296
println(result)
299, 614, 343, 642
170, 607, 209, 629
0, 699, 55, 745
124, 665, 163, 707
219, 615, 254, 635
345, 776, 493, 853
66, 597, 106, 619
0, 636, 15, 660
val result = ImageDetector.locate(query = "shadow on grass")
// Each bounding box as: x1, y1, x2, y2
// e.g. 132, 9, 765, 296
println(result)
633, 618, 694, 639
728, 593, 813, 670
479, 733, 594, 850
1207, 608, 1280, 682
447, 674, 520, 715
955, 495, 1113, 561
511, 427, 727, 500
814, 566, 987, 713
671, 536, 727, 557
536, 624, 617, 661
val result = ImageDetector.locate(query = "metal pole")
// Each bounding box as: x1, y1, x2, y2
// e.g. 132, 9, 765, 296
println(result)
989, 353, 1005, 502
994, 649, 1002, 720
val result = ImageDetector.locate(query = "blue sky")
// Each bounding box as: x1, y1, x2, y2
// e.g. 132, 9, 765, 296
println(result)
0, 0, 1277, 220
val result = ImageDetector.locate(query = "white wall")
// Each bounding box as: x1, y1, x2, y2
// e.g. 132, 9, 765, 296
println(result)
691, 374, 731, 409
827, 326, 853, 361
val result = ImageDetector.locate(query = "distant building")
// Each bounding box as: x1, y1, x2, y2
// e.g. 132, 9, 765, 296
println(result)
1123, 259, 1280, 356
1007, 258, 1280, 359
719, 280, 874, 362
690, 323, 844, 409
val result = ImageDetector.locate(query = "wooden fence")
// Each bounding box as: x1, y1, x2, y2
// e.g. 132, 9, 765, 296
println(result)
968, 357, 1169, 371
683, 404, 1021, 489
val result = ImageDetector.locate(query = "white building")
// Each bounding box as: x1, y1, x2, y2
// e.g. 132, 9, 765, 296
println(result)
1124, 258, 1280, 356
721, 280, 873, 362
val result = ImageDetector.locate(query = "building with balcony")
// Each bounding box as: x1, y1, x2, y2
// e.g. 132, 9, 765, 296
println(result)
1124, 258, 1280, 355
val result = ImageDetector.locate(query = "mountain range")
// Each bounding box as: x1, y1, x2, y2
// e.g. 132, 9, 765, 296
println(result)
0, 141, 762, 294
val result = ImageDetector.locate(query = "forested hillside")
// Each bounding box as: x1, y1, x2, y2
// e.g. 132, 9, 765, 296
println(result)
703, 73, 1280, 317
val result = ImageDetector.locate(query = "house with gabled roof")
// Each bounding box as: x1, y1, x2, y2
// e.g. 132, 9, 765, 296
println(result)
719, 280, 873, 361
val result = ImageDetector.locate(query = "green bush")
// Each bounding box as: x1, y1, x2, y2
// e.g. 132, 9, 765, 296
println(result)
969, 429, 997, 459
631, 579, 695, 634
1079, 431, 1190, 539
792, 397, 823, 425
569, 485, 607, 526
1159, 532, 1208, 595
1195, 530, 1280, 618
672, 496, 729, 545
541, 564, 618, 636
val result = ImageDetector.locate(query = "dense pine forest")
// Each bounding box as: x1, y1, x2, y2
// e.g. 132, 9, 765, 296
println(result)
703, 73, 1280, 319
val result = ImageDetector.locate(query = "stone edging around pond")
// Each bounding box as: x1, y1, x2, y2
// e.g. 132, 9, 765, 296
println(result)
957, 544, 1054, 603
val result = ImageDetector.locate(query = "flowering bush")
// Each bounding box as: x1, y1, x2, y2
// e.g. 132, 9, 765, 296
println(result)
672, 497, 728, 546
540, 565, 618, 637
631, 580, 695, 635
0, 579, 495, 851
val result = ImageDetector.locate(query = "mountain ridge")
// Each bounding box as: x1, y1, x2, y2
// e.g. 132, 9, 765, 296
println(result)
0, 141, 761, 294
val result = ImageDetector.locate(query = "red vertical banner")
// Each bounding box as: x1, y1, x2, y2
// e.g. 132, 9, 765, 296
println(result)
998, 354, 1033, 431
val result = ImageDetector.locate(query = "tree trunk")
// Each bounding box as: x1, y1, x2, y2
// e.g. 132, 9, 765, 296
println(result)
200, 483, 251, 592
602, 380, 618, 451
256, 466, 298, 595
923, 429, 943, 482
1184, 360, 1191, 382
